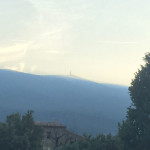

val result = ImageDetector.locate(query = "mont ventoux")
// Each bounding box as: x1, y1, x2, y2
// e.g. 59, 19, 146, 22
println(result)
0, 69, 131, 135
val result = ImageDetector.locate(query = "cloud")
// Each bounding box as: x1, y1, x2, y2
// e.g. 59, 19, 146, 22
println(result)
30, 65, 37, 72
3, 63, 37, 73
42, 29, 63, 37
0, 0, 39, 47
0, 42, 31, 63
45, 50, 70, 55
12, 40, 33, 43
4, 62, 25, 72
3, 63, 38, 73
98, 40, 138, 45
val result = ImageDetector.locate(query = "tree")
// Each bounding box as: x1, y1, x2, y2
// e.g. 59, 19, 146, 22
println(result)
0, 111, 44, 150
118, 52, 150, 150
47, 127, 66, 148
56, 134, 119, 150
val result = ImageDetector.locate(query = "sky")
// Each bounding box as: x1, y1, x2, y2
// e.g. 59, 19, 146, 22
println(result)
0, 0, 150, 85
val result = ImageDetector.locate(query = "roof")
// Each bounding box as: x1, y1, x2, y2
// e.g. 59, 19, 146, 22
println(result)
35, 121, 66, 128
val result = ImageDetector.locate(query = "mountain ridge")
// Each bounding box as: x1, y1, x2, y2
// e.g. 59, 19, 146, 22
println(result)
1, 69, 127, 87
0, 69, 131, 135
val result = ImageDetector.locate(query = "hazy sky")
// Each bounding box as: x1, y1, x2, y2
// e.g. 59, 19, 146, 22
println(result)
0, 0, 150, 85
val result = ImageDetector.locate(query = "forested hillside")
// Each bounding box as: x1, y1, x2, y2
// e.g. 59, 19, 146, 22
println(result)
0, 69, 130, 135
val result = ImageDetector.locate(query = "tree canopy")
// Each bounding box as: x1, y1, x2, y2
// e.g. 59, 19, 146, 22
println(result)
0, 110, 44, 150
56, 134, 119, 150
118, 52, 150, 150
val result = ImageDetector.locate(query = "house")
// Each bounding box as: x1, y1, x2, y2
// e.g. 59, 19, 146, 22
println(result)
36, 121, 83, 150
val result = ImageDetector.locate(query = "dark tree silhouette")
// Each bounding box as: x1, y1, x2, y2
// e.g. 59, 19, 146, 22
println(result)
119, 52, 150, 150
0, 111, 44, 150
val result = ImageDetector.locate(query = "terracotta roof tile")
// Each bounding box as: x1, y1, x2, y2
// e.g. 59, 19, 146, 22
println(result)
35, 121, 66, 128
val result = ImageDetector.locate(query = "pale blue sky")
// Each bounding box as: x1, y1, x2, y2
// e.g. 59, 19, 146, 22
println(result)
0, 0, 149, 85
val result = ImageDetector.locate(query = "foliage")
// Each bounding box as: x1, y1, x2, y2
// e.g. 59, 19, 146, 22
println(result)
0, 110, 44, 150
118, 52, 150, 150
56, 134, 119, 150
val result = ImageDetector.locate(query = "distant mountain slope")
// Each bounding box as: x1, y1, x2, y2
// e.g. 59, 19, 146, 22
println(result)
0, 69, 131, 135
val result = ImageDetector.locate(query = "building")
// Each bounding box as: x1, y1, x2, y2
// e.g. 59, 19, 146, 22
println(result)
36, 121, 83, 150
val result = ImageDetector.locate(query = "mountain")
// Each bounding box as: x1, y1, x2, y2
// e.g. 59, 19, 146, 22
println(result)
0, 69, 131, 135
